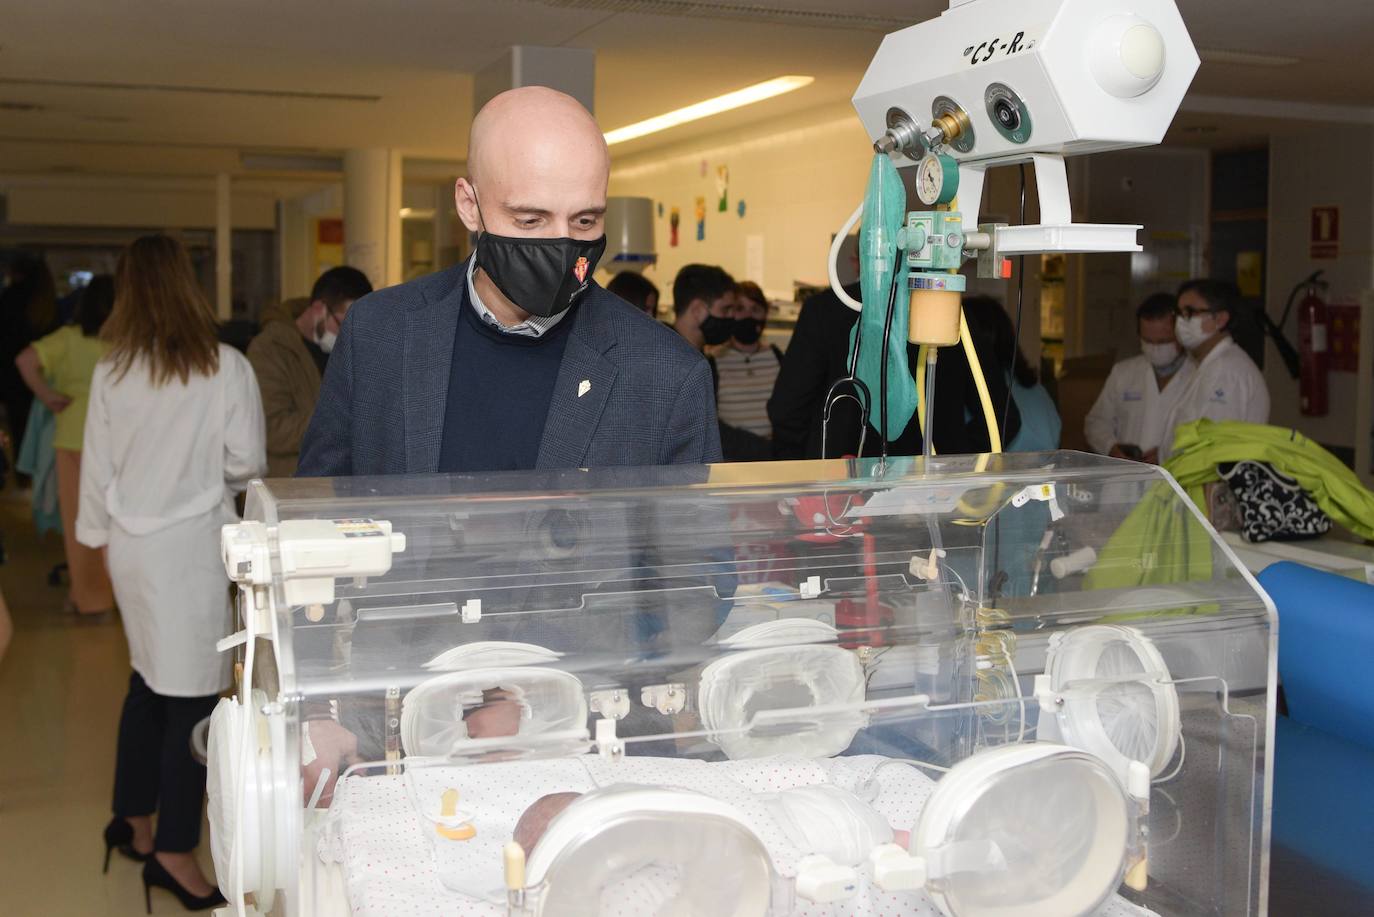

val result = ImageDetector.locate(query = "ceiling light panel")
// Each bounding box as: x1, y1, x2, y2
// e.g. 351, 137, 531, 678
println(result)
604, 75, 813, 144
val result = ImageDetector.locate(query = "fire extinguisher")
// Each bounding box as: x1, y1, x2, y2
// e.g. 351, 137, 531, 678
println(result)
1298, 284, 1329, 416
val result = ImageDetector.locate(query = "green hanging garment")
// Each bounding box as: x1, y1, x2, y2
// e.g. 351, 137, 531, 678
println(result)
1165, 419, 1374, 540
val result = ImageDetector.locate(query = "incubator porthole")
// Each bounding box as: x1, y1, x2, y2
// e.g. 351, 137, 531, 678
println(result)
1041, 625, 1181, 779
985, 83, 1033, 145
915, 745, 1131, 917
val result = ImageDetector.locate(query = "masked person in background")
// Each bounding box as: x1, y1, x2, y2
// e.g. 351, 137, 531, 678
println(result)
606, 270, 659, 317
671, 265, 772, 461
299, 87, 720, 477
710, 281, 784, 445
248, 266, 371, 478
1156, 279, 1269, 462
1085, 292, 1196, 464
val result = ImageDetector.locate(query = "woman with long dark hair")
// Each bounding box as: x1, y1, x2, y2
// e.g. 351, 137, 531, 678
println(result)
16, 276, 116, 614
78, 235, 265, 910
0, 256, 60, 445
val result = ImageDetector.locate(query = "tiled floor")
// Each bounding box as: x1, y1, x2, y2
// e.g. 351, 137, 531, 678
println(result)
0, 494, 216, 916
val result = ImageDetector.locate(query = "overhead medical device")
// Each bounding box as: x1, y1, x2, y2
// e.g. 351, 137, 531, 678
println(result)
207, 453, 1274, 917
601, 197, 657, 272
829, 0, 1199, 451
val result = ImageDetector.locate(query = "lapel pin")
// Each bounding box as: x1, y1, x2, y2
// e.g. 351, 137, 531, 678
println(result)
578, 379, 591, 398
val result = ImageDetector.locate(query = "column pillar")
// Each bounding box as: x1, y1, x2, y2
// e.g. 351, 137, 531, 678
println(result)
474, 46, 595, 113
343, 148, 403, 289
215, 172, 232, 320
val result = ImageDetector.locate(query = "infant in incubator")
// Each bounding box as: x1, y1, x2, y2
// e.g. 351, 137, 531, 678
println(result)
325, 751, 937, 917
514, 783, 912, 863
317, 642, 1156, 917
505, 775, 912, 917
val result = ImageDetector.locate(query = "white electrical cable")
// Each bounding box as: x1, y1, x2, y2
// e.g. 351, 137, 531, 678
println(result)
829, 201, 865, 313
233, 594, 255, 917
1006, 657, 1027, 744
306, 767, 331, 812
1153, 733, 1187, 784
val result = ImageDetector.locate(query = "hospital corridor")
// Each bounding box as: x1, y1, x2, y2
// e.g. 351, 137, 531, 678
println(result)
0, 492, 216, 915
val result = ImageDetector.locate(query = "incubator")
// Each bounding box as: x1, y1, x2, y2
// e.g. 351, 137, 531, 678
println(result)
208, 454, 1274, 917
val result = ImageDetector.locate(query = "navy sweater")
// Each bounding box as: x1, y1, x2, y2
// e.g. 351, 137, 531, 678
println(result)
437, 296, 576, 473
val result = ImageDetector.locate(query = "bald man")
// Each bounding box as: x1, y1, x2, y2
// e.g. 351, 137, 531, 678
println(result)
298, 87, 720, 476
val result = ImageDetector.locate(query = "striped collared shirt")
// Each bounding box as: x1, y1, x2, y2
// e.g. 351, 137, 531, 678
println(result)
466, 257, 569, 338
714, 343, 781, 437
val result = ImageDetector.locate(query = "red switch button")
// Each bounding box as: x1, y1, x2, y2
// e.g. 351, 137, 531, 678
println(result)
999, 258, 1013, 279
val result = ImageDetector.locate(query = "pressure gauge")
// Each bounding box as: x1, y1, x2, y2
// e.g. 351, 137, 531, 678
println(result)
916, 152, 959, 206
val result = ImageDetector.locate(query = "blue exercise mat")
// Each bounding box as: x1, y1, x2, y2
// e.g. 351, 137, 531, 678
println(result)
1257, 561, 1374, 750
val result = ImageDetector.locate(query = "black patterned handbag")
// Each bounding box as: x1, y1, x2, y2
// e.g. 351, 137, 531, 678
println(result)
1219, 461, 1332, 543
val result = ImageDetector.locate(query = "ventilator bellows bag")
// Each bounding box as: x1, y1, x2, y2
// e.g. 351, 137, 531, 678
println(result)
848, 153, 914, 442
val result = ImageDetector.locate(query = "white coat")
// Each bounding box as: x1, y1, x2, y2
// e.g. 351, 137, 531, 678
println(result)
77, 345, 266, 697
1084, 354, 1197, 456
1158, 337, 1270, 461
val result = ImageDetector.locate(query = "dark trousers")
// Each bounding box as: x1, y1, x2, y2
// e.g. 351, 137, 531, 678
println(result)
112, 671, 219, 852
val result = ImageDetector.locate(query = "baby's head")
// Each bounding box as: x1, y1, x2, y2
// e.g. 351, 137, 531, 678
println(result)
513, 792, 583, 854
464, 687, 524, 739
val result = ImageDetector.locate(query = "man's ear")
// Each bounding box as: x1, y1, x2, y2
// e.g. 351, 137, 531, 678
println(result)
454, 178, 482, 234
1214, 310, 1231, 332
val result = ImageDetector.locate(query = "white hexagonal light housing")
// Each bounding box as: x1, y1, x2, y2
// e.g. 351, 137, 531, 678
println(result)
853, 0, 1199, 167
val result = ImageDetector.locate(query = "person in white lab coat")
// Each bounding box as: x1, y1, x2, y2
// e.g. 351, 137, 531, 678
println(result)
1157, 279, 1270, 461
77, 235, 265, 911
1084, 293, 1197, 463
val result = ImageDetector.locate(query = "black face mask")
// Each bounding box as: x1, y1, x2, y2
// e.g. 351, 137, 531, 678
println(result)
732, 318, 765, 346
700, 313, 734, 346
475, 231, 607, 318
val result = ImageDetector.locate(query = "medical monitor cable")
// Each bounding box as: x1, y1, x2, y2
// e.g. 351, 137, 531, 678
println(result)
1000, 165, 1028, 441
878, 248, 903, 463
829, 202, 865, 314
820, 283, 872, 461
232, 591, 256, 917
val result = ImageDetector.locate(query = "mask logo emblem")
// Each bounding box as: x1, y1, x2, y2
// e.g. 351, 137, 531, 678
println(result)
573, 256, 590, 284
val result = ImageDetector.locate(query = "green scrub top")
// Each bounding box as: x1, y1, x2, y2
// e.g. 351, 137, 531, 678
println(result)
31, 325, 110, 452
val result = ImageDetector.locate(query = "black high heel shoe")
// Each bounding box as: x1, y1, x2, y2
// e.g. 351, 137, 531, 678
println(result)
102, 817, 151, 873
142, 856, 227, 913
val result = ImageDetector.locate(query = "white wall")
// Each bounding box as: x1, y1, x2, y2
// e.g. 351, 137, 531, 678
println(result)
607, 103, 874, 304
1265, 126, 1374, 450
606, 104, 1225, 386
609, 102, 1182, 373
1073, 147, 1210, 358
278, 184, 343, 300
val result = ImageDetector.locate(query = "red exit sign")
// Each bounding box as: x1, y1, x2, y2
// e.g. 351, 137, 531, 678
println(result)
1311, 206, 1339, 259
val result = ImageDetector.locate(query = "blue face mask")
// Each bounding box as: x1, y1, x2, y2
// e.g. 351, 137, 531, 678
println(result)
1141, 340, 1183, 375
1175, 314, 1213, 351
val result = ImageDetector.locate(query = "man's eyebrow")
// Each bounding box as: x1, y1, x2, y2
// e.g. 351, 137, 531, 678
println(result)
500, 202, 606, 218
503, 202, 553, 216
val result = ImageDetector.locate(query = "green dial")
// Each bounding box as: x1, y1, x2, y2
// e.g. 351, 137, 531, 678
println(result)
916, 152, 960, 206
